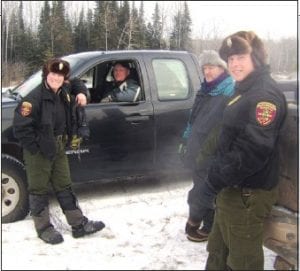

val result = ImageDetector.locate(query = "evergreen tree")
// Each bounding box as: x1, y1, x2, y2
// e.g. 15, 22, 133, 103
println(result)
50, 1, 73, 56
91, 1, 106, 50
86, 8, 94, 50
136, 2, 147, 49
73, 10, 88, 52
38, 1, 52, 62
128, 1, 140, 49
170, 2, 192, 50
100, 1, 119, 50
14, 2, 26, 62
117, 0, 130, 49
181, 2, 192, 50
107, 1, 119, 49
146, 3, 163, 49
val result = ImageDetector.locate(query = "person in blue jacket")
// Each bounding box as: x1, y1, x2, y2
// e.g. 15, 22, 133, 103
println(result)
180, 50, 235, 242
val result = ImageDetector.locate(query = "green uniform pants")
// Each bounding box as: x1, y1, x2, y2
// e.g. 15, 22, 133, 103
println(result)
205, 186, 278, 270
23, 139, 72, 194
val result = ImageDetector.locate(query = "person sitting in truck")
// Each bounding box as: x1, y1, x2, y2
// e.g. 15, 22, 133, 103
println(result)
101, 61, 141, 103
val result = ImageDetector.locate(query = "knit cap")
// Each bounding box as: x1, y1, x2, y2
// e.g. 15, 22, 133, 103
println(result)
199, 50, 227, 70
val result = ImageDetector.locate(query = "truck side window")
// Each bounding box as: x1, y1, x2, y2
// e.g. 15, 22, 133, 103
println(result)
152, 59, 189, 100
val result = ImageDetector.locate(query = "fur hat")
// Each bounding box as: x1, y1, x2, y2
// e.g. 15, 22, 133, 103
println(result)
199, 50, 227, 70
219, 31, 267, 67
42, 58, 70, 80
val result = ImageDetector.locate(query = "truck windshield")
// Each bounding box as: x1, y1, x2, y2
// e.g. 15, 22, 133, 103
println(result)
12, 56, 83, 98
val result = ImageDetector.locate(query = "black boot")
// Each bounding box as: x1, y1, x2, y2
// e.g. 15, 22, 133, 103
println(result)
64, 209, 105, 238
56, 189, 105, 238
29, 194, 63, 245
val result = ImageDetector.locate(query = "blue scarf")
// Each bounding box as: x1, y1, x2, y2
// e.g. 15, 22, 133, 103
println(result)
201, 72, 235, 97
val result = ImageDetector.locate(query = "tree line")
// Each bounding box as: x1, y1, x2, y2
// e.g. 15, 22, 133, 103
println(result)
2, 1, 296, 87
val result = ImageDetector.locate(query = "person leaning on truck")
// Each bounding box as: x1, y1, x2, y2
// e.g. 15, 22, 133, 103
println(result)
101, 61, 140, 102
192, 31, 287, 270
179, 50, 235, 242
13, 58, 105, 245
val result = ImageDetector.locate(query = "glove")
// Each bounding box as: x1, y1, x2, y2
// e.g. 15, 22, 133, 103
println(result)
178, 138, 187, 163
70, 135, 82, 150
78, 125, 90, 140
197, 180, 218, 209
76, 106, 90, 140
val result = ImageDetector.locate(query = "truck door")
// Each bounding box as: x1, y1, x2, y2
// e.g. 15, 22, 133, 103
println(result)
143, 54, 200, 172
67, 59, 155, 183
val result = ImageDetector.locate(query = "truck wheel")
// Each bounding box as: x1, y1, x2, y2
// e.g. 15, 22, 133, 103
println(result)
2, 154, 29, 223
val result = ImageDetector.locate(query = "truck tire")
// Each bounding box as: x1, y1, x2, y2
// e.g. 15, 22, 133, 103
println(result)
2, 154, 29, 223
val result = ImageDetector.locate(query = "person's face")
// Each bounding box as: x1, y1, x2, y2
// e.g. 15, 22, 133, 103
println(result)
113, 64, 130, 82
227, 53, 255, 82
202, 65, 225, 83
46, 72, 64, 92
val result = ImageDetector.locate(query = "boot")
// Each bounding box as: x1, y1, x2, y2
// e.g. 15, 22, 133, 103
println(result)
29, 194, 63, 244
64, 209, 105, 238
56, 189, 105, 238
185, 221, 209, 242
32, 207, 63, 244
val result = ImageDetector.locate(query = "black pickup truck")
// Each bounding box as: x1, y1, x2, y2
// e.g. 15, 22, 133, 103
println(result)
1, 50, 297, 269
2, 50, 202, 223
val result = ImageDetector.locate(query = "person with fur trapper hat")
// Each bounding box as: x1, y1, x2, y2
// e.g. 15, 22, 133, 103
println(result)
192, 31, 287, 270
178, 50, 235, 242
13, 58, 105, 245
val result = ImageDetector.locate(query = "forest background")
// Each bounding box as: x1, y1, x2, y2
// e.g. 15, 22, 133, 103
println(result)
2, 1, 297, 87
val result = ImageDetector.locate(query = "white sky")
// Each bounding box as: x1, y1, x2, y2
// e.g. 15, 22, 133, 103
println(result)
2, 176, 278, 270
142, 1, 297, 40
13, 1, 297, 41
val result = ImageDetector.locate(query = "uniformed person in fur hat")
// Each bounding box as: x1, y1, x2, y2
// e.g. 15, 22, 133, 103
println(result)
194, 31, 287, 270
13, 58, 105, 245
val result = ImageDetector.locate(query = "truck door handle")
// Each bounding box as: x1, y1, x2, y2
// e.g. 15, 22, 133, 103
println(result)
125, 115, 150, 122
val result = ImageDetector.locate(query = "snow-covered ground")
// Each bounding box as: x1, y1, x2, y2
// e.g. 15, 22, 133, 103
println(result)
2, 175, 277, 270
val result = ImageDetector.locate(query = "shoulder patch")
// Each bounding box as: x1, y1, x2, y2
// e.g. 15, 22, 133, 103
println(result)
20, 101, 32, 117
256, 102, 277, 126
227, 94, 241, 106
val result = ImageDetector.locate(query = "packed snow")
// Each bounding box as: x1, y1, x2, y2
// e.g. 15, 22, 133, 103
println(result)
2, 174, 277, 270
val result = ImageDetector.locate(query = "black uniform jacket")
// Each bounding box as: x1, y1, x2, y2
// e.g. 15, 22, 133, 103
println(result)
13, 82, 76, 161
208, 66, 287, 191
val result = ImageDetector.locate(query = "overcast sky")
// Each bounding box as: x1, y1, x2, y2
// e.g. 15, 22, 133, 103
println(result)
141, 1, 297, 40
6, 1, 297, 41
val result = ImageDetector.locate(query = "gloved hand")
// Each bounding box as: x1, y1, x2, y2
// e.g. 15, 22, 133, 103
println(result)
78, 125, 90, 141
197, 180, 218, 209
178, 138, 187, 163
70, 135, 82, 150
101, 95, 113, 103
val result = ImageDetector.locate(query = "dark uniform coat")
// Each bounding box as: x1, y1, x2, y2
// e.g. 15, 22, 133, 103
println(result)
207, 66, 287, 192
13, 82, 76, 161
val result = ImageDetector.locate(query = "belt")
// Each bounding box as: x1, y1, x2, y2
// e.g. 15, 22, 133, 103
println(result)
233, 186, 252, 196
241, 188, 252, 196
